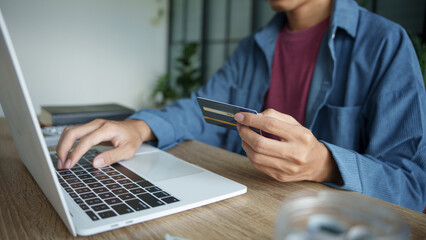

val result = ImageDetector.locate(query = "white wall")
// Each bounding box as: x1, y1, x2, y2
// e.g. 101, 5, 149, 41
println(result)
0, 0, 168, 117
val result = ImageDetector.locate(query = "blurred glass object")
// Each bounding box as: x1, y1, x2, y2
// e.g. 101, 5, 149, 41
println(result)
275, 191, 409, 240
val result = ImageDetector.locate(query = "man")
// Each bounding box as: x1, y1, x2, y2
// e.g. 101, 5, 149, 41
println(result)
56, 0, 426, 212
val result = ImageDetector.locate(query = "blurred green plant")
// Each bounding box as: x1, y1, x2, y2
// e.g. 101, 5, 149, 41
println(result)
411, 34, 426, 87
151, 42, 202, 107
358, 0, 369, 7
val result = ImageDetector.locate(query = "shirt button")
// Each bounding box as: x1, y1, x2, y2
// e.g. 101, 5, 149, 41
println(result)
332, 33, 336, 39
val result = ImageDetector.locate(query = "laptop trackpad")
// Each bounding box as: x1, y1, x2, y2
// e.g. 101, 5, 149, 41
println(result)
119, 151, 203, 182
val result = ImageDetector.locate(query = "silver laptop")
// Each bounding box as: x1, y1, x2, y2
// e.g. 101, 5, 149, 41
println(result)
0, 9, 246, 236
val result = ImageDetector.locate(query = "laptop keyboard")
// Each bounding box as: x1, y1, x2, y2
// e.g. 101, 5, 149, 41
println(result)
50, 149, 179, 221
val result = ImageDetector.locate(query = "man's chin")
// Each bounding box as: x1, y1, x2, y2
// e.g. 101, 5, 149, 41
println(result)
268, 1, 298, 13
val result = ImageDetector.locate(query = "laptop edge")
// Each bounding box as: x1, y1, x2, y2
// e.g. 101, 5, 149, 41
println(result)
0, 9, 77, 236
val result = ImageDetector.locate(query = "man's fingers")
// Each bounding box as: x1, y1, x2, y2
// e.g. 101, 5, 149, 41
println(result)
251, 161, 301, 182
251, 162, 283, 181
234, 112, 298, 140
65, 124, 117, 169
238, 124, 299, 160
93, 144, 136, 168
56, 119, 107, 168
242, 140, 298, 175
55, 119, 147, 170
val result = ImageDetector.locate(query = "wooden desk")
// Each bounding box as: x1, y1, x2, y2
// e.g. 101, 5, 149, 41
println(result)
0, 118, 425, 239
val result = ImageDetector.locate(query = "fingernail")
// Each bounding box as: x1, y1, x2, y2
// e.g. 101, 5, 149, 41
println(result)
65, 159, 72, 169
57, 160, 63, 169
93, 158, 105, 168
235, 113, 244, 122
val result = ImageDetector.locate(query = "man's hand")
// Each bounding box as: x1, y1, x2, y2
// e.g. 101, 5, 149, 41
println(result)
56, 119, 155, 170
234, 109, 341, 184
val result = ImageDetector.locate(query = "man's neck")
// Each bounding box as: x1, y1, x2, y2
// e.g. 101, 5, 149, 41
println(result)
286, 0, 332, 31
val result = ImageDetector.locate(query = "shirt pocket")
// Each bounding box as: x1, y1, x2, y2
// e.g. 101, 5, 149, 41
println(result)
317, 104, 363, 151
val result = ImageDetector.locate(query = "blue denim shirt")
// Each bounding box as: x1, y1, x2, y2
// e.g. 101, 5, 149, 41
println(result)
130, 0, 426, 211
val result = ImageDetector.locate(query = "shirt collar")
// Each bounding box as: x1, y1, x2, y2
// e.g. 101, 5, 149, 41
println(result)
330, 0, 359, 38
254, 13, 285, 70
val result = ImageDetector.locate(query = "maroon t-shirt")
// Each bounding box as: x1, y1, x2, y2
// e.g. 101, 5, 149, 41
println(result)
264, 17, 330, 128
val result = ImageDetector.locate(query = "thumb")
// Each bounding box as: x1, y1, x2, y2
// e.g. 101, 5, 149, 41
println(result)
93, 145, 136, 168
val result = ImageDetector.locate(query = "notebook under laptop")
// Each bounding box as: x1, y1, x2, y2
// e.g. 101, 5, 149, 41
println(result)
0, 9, 246, 236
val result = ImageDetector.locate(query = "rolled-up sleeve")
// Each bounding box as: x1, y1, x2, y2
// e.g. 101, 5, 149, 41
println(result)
128, 38, 253, 150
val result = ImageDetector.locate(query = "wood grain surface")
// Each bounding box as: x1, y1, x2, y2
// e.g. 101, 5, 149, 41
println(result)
0, 118, 425, 239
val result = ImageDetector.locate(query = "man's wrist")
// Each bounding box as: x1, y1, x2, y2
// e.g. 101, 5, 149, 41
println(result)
315, 142, 343, 185
124, 119, 156, 142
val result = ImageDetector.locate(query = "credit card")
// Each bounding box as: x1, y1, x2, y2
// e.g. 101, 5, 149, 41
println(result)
196, 97, 262, 135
